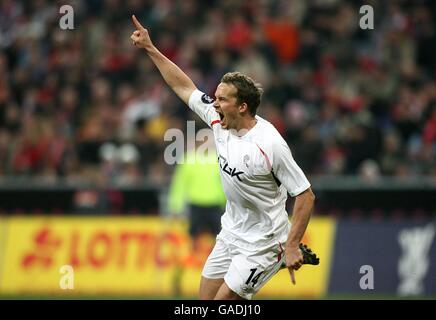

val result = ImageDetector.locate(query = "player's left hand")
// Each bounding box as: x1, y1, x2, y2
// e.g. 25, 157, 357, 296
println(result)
285, 246, 304, 285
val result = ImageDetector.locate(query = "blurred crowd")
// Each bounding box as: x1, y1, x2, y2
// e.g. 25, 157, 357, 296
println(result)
0, 0, 435, 186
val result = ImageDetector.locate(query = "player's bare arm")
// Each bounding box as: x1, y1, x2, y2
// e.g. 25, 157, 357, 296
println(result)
130, 15, 196, 105
285, 187, 315, 284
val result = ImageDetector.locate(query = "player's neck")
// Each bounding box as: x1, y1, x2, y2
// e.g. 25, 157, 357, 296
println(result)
232, 116, 258, 137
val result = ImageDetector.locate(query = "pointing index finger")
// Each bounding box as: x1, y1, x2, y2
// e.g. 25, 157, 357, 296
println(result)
132, 15, 144, 30
288, 268, 296, 285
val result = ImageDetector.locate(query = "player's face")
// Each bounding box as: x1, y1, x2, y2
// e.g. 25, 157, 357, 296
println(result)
214, 83, 240, 130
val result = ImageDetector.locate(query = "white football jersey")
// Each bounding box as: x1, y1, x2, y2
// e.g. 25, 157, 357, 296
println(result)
188, 89, 311, 246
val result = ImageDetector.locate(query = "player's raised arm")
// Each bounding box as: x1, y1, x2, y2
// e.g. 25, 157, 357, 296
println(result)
130, 15, 196, 105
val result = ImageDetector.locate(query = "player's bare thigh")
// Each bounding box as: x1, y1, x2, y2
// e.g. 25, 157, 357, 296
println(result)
214, 281, 245, 300
199, 276, 224, 300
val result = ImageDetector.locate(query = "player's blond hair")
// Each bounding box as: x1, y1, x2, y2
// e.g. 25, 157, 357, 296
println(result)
221, 72, 264, 116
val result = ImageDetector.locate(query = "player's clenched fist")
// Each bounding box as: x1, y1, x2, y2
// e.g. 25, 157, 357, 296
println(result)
130, 15, 153, 51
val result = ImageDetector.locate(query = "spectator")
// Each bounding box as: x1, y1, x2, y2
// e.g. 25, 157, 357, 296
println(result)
0, 0, 434, 182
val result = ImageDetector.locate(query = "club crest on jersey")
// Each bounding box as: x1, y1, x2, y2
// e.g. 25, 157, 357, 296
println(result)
243, 155, 250, 168
218, 155, 244, 182
201, 93, 214, 104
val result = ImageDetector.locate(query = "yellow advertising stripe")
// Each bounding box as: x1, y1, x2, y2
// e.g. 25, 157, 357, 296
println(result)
1, 216, 195, 295
257, 216, 336, 299
0, 216, 336, 298
0, 217, 9, 292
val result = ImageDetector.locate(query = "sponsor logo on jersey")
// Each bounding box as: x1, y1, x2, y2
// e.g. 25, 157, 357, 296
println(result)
218, 155, 244, 182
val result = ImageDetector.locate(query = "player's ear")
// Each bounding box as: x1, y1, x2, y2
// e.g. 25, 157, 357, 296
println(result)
239, 102, 248, 114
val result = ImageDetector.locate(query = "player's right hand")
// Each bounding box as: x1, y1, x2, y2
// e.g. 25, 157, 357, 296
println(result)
130, 15, 153, 51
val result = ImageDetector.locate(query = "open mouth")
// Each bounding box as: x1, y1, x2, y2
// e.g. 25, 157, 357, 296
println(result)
218, 111, 225, 125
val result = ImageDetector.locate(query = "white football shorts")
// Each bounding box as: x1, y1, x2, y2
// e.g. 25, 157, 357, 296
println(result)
201, 230, 286, 300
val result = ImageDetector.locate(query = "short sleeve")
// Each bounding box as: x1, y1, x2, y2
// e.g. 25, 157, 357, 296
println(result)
271, 139, 311, 197
188, 89, 220, 128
